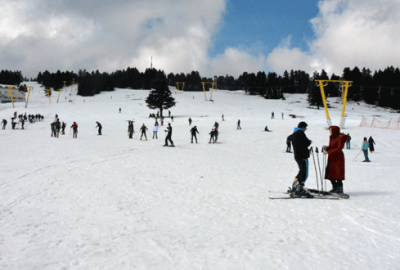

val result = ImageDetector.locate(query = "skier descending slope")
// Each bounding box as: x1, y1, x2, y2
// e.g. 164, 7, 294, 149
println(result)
290, 122, 313, 198
190, 126, 199, 143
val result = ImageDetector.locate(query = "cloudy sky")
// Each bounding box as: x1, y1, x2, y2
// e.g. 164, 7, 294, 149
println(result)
1, 0, 400, 78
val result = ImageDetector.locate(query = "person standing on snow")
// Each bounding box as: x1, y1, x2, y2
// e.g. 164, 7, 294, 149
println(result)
322, 126, 349, 194
96, 122, 102, 135
290, 121, 313, 198
1, 119, 7, 129
128, 121, 134, 139
71, 122, 78, 138
237, 119, 241, 130
362, 137, 370, 162
153, 123, 159, 139
368, 136, 375, 153
190, 126, 199, 143
271, 112, 274, 119
346, 133, 351, 149
61, 122, 66, 135
209, 128, 216, 144
286, 134, 292, 153
188, 117, 192, 126
140, 124, 148, 140
164, 123, 174, 146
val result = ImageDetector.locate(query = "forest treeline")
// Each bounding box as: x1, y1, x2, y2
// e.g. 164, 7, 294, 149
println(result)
1, 65, 400, 109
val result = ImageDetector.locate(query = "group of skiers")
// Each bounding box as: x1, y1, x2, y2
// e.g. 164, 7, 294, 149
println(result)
2, 113, 44, 130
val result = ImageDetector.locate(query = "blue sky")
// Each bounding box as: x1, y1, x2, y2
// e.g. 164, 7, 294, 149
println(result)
210, 0, 319, 58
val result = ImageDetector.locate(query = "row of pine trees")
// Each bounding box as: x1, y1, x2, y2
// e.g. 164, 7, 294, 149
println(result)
1, 66, 400, 110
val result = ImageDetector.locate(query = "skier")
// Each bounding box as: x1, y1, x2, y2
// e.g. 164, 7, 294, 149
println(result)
222, 114, 224, 121
161, 116, 164, 126
368, 136, 375, 153
237, 119, 241, 130
209, 128, 216, 144
20, 118, 25, 129
140, 124, 148, 140
96, 122, 102, 135
153, 123, 158, 139
190, 126, 199, 143
1, 119, 7, 129
214, 128, 219, 143
128, 121, 134, 139
346, 133, 351, 149
168, 110, 171, 117
55, 119, 61, 137
188, 117, 192, 126
282, 112, 284, 119
61, 122, 66, 135
362, 137, 370, 162
164, 123, 174, 146
213, 121, 219, 131
264, 126, 272, 132
290, 121, 313, 198
171, 116, 174, 122
322, 126, 349, 194
271, 112, 274, 119
286, 134, 292, 153
119, 108, 121, 113
11, 117, 16, 129
71, 122, 78, 138
55, 114, 58, 121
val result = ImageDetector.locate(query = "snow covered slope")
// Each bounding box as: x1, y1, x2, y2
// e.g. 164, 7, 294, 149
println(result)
1, 83, 399, 269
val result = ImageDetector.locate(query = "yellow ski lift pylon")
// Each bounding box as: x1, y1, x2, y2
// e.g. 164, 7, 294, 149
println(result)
176, 82, 185, 91
315, 80, 352, 128
201, 82, 216, 101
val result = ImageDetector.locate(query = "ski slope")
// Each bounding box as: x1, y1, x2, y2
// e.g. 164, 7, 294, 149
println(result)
1, 83, 399, 269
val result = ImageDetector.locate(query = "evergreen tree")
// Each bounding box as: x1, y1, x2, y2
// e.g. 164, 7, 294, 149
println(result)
145, 78, 176, 117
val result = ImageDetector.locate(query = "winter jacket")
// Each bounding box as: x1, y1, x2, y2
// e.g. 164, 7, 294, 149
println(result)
325, 126, 349, 180
362, 142, 369, 151
153, 126, 159, 132
291, 127, 311, 160
190, 127, 199, 135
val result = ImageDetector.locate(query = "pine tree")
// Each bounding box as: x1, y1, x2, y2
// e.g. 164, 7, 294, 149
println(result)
145, 79, 176, 117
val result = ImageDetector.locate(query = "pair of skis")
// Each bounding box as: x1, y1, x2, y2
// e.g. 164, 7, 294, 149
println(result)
269, 187, 349, 200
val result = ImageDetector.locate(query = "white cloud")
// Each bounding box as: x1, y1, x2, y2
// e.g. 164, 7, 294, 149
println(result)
267, 0, 400, 76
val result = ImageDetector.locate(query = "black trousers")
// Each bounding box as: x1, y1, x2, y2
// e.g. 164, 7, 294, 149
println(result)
191, 134, 197, 143
295, 158, 308, 185
165, 134, 173, 145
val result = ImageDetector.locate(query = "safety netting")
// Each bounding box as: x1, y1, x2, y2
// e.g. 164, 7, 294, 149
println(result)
359, 116, 400, 130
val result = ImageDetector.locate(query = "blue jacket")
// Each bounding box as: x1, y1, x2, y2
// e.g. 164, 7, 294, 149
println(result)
362, 142, 369, 150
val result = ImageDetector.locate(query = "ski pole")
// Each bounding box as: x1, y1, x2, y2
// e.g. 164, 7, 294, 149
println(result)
353, 150, 362, 161
310, 147, 320, 193
323, 151, 326, 192
315, 147, 324, 193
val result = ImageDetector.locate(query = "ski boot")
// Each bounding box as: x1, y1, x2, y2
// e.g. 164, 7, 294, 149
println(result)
290, 184, 314, 198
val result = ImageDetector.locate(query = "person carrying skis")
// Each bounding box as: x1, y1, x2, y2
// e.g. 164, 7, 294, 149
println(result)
153, 123, 159, 139
188, 117, 192, 126
286, 134, 292, 152
237, 119, 241, 129
71, 122, 78, 138
209, 128, 216, 144
346, 133, 351, 149
96, 122, 102, 135
1, 119, 7, 129
164, 123, 174, 146
368, 136, 375, 153
362, 137, 370, 162
128, 121, 134, 139
190, 126, 199, 143
322, 126, 349, 194
140, 124, 148, 140
290, 121, 313, 198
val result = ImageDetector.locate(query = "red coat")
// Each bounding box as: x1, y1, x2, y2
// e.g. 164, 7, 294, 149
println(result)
325, 126, 349, 180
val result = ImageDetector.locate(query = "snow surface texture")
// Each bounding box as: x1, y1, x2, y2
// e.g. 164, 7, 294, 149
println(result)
1, 83, 400, 269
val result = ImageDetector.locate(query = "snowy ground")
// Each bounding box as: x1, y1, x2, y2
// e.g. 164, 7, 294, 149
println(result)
1, 83, 400, 269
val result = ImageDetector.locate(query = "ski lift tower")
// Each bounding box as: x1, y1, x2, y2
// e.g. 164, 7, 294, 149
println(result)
315, 80, 352, 129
